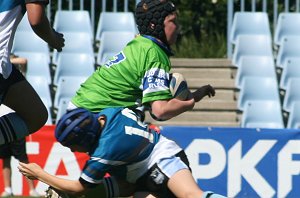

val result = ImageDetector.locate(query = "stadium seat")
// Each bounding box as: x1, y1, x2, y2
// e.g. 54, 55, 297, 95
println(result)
16, 12, 31, 32
274, 13, 300, 46
238, 76, 280, 111
27, 76, 52, 109
12, 31, 50, 64
53, 53, 95, 85
282, 78, 300, 112
235, 56, 277, 89
45, 105, 53, 125
276, 36, 300, 68
55, 98, 70, 124
96, 31, 135, 65
241, 100, 284, 129
13, 52, 51, 85
95, 12, 138, 42
53, 10, 93, 41
232, 35, 273, 66
286, 101, 300, 129
279, 58, 300, 90
53, 76, 87, 108
52, 32, 94, 65
230, 12, 271, 44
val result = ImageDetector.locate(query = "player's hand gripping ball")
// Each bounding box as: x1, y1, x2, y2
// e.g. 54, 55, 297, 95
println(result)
169, 73, 190, 100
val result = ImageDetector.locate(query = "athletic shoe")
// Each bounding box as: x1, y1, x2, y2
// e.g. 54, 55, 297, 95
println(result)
0, 191, 13, 197
29, 190, 41, 197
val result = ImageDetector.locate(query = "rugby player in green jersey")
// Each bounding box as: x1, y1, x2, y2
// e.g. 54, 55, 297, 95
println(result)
70, 0, 215, 122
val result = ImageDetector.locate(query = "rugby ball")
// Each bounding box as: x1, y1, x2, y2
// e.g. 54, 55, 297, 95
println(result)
169, 73, 190, 100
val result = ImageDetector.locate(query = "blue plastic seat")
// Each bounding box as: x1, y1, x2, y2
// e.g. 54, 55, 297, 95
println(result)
52, 32, 94, 65
53, 10, 93, 41
276, 36, 300, 68
279, 58, 300, 90
282, 78, 300, 112
12, 31, 50, 64
235, 56, 277, 89
238, 77, 280, 111
96, 31, 135, 65
286, 101, 300, 129
16, 12, 31, 32
53, 53, 95, 85
55, 98, 71, 124
230, 12, 271, 44
274, 13, 300, 46
54, 76, 87, 108
45, 105, 53, 125
14, 52, 51, 85
27, 76, 52, 109
241, 100, 284, 129
95, 12, 138, 42
232, 35, 273, 66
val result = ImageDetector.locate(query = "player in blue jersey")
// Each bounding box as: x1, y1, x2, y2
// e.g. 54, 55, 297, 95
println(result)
18, 107, 226, 198
0, 0, 65, 144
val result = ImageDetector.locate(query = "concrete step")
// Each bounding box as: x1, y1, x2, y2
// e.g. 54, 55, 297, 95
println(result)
170, 58, 234, 68
171, 68, 233, 79
158, 121, 240, 127
191, 89, 236, 101
145, 111, 238, 124
187, 78, 236, 89
194, 100, 237, 111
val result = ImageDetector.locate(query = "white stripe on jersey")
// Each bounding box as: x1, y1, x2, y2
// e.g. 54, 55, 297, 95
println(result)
90, 157, 127, 166
0, 5, 23, 78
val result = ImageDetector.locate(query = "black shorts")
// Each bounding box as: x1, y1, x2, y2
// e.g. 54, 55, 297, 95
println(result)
136, 150, 191, 198
0, 138, 28, 162
0, 65, 25, 103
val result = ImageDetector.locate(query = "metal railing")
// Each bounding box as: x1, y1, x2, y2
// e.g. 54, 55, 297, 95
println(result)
227, 0, 300, 58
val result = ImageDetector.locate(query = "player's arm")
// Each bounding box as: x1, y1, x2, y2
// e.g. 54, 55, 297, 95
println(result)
18, 162, 85, 194
25, 1, 65, 51
150, 85, 215, 121
150, 97, 195, 121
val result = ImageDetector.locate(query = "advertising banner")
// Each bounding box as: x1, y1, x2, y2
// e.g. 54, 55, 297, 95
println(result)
0, 126, 299, 197
161, 126, 300, 198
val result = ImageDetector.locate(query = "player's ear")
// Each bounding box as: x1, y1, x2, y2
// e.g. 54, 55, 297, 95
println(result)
98, 116, 106, 128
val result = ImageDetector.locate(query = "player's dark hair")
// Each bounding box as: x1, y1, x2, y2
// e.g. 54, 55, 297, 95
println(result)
135, 0, 176, 45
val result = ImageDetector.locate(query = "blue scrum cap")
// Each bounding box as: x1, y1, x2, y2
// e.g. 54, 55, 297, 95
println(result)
55, 108, 100, 150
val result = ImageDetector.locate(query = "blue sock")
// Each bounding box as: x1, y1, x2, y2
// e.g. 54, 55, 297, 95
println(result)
0, 113, 28, 144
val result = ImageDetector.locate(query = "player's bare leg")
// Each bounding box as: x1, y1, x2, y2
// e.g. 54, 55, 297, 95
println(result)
168, 169, 204, 198
2, 80, 47, 136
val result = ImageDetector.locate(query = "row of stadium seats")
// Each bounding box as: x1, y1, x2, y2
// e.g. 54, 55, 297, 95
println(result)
231, 12, 300, 129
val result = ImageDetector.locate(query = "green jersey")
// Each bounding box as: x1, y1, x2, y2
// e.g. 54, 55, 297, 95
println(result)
71, 35, 173, 112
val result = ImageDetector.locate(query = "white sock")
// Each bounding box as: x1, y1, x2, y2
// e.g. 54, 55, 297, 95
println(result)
4, 187, 12, 194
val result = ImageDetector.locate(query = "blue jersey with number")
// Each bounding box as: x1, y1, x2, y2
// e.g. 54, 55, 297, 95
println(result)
80, 107, 181, 186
